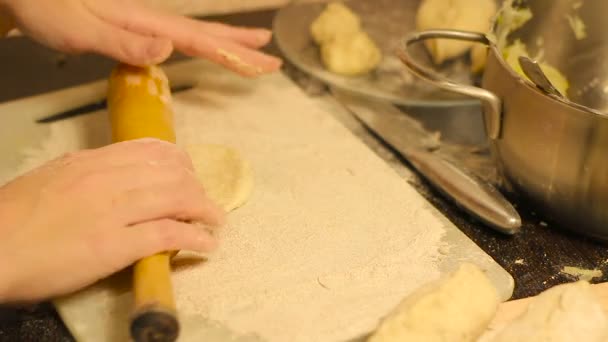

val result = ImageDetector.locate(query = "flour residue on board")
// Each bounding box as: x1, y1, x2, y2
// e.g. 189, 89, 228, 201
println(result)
179, 313, 265, 342
166, 91, 448, 342
4, 99, 448, 342
5, 66, 450, 342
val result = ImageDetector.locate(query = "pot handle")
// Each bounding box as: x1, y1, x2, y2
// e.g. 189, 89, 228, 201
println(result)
396, 30, 502, 139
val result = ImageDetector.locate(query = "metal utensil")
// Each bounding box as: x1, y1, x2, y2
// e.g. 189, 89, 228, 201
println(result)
518, 56, 564, 98
331, 88, 521, 235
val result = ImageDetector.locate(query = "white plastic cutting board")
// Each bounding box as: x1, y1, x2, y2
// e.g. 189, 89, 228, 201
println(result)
0, 59, 513, 342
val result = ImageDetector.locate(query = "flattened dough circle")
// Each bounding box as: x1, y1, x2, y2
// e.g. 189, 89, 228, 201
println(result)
185, 144, 253, 212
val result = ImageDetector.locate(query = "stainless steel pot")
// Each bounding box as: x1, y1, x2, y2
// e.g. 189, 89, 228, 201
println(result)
398, 0, 608, 240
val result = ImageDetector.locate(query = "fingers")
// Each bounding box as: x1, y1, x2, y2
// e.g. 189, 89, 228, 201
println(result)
55, 139, 195, 178
45, 139, 195, 193
85, 0, 282, 76
119, 8, 274, 50
92, 139, 195, 171
112, 182, 225, 227
75, 162, 195, 200
87, 0, 272, 49
121, 219, 218, 261
14, 0, 174, 66
48, 138, 227, 227
183, 21, 273, 49
91, 18, 174, 66
175, 31, 282, 77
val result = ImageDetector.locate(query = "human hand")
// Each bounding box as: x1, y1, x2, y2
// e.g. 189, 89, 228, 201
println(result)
0, 0, 282, 77
0, 138, 224, 304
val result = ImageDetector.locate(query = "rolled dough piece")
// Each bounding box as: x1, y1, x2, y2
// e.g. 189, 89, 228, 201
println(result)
310, 2, 361, 45
416, 0, 497, 65
491, 280, 608, 342
367, 263, 500, 342
185, 144, 253, 212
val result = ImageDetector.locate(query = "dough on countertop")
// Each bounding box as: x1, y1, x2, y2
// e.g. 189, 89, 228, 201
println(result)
185, 144, 253, 212
367, 263, 500, 342
491, 280, 608, 342
310, 2, 382, 76
416, 0, 497, 65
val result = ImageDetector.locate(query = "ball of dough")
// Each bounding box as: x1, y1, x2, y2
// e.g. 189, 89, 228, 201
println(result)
491, 281, 608, 342
320, 30, 382, 76
416, 0, 497, 64
367, 263, 500, 342
310, 2, 361, 45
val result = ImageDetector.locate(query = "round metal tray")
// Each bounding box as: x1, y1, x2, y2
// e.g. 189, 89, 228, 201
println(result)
272, 0, 482, 108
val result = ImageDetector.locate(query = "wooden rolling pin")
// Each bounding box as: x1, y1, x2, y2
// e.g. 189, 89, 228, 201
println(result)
107, 63, 179, 342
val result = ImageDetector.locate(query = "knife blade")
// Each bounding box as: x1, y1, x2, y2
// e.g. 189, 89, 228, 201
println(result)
331, 88, 521, 235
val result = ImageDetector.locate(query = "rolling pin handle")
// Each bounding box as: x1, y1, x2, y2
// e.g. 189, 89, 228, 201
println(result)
130, 310, 179, 342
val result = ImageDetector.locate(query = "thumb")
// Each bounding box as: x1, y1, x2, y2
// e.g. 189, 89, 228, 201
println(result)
121, 219, 217, 263
93, 20, 173, 66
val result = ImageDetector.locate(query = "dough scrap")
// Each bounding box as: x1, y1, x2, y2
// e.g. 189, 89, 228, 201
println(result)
367, 263, 500, 342
416, 0, 497, 65
310, 2, 382, 76
491, 281, 608, 342
185, 144, 253, 212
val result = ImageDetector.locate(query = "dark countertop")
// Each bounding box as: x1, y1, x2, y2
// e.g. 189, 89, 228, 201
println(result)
1, 8, 607, 342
